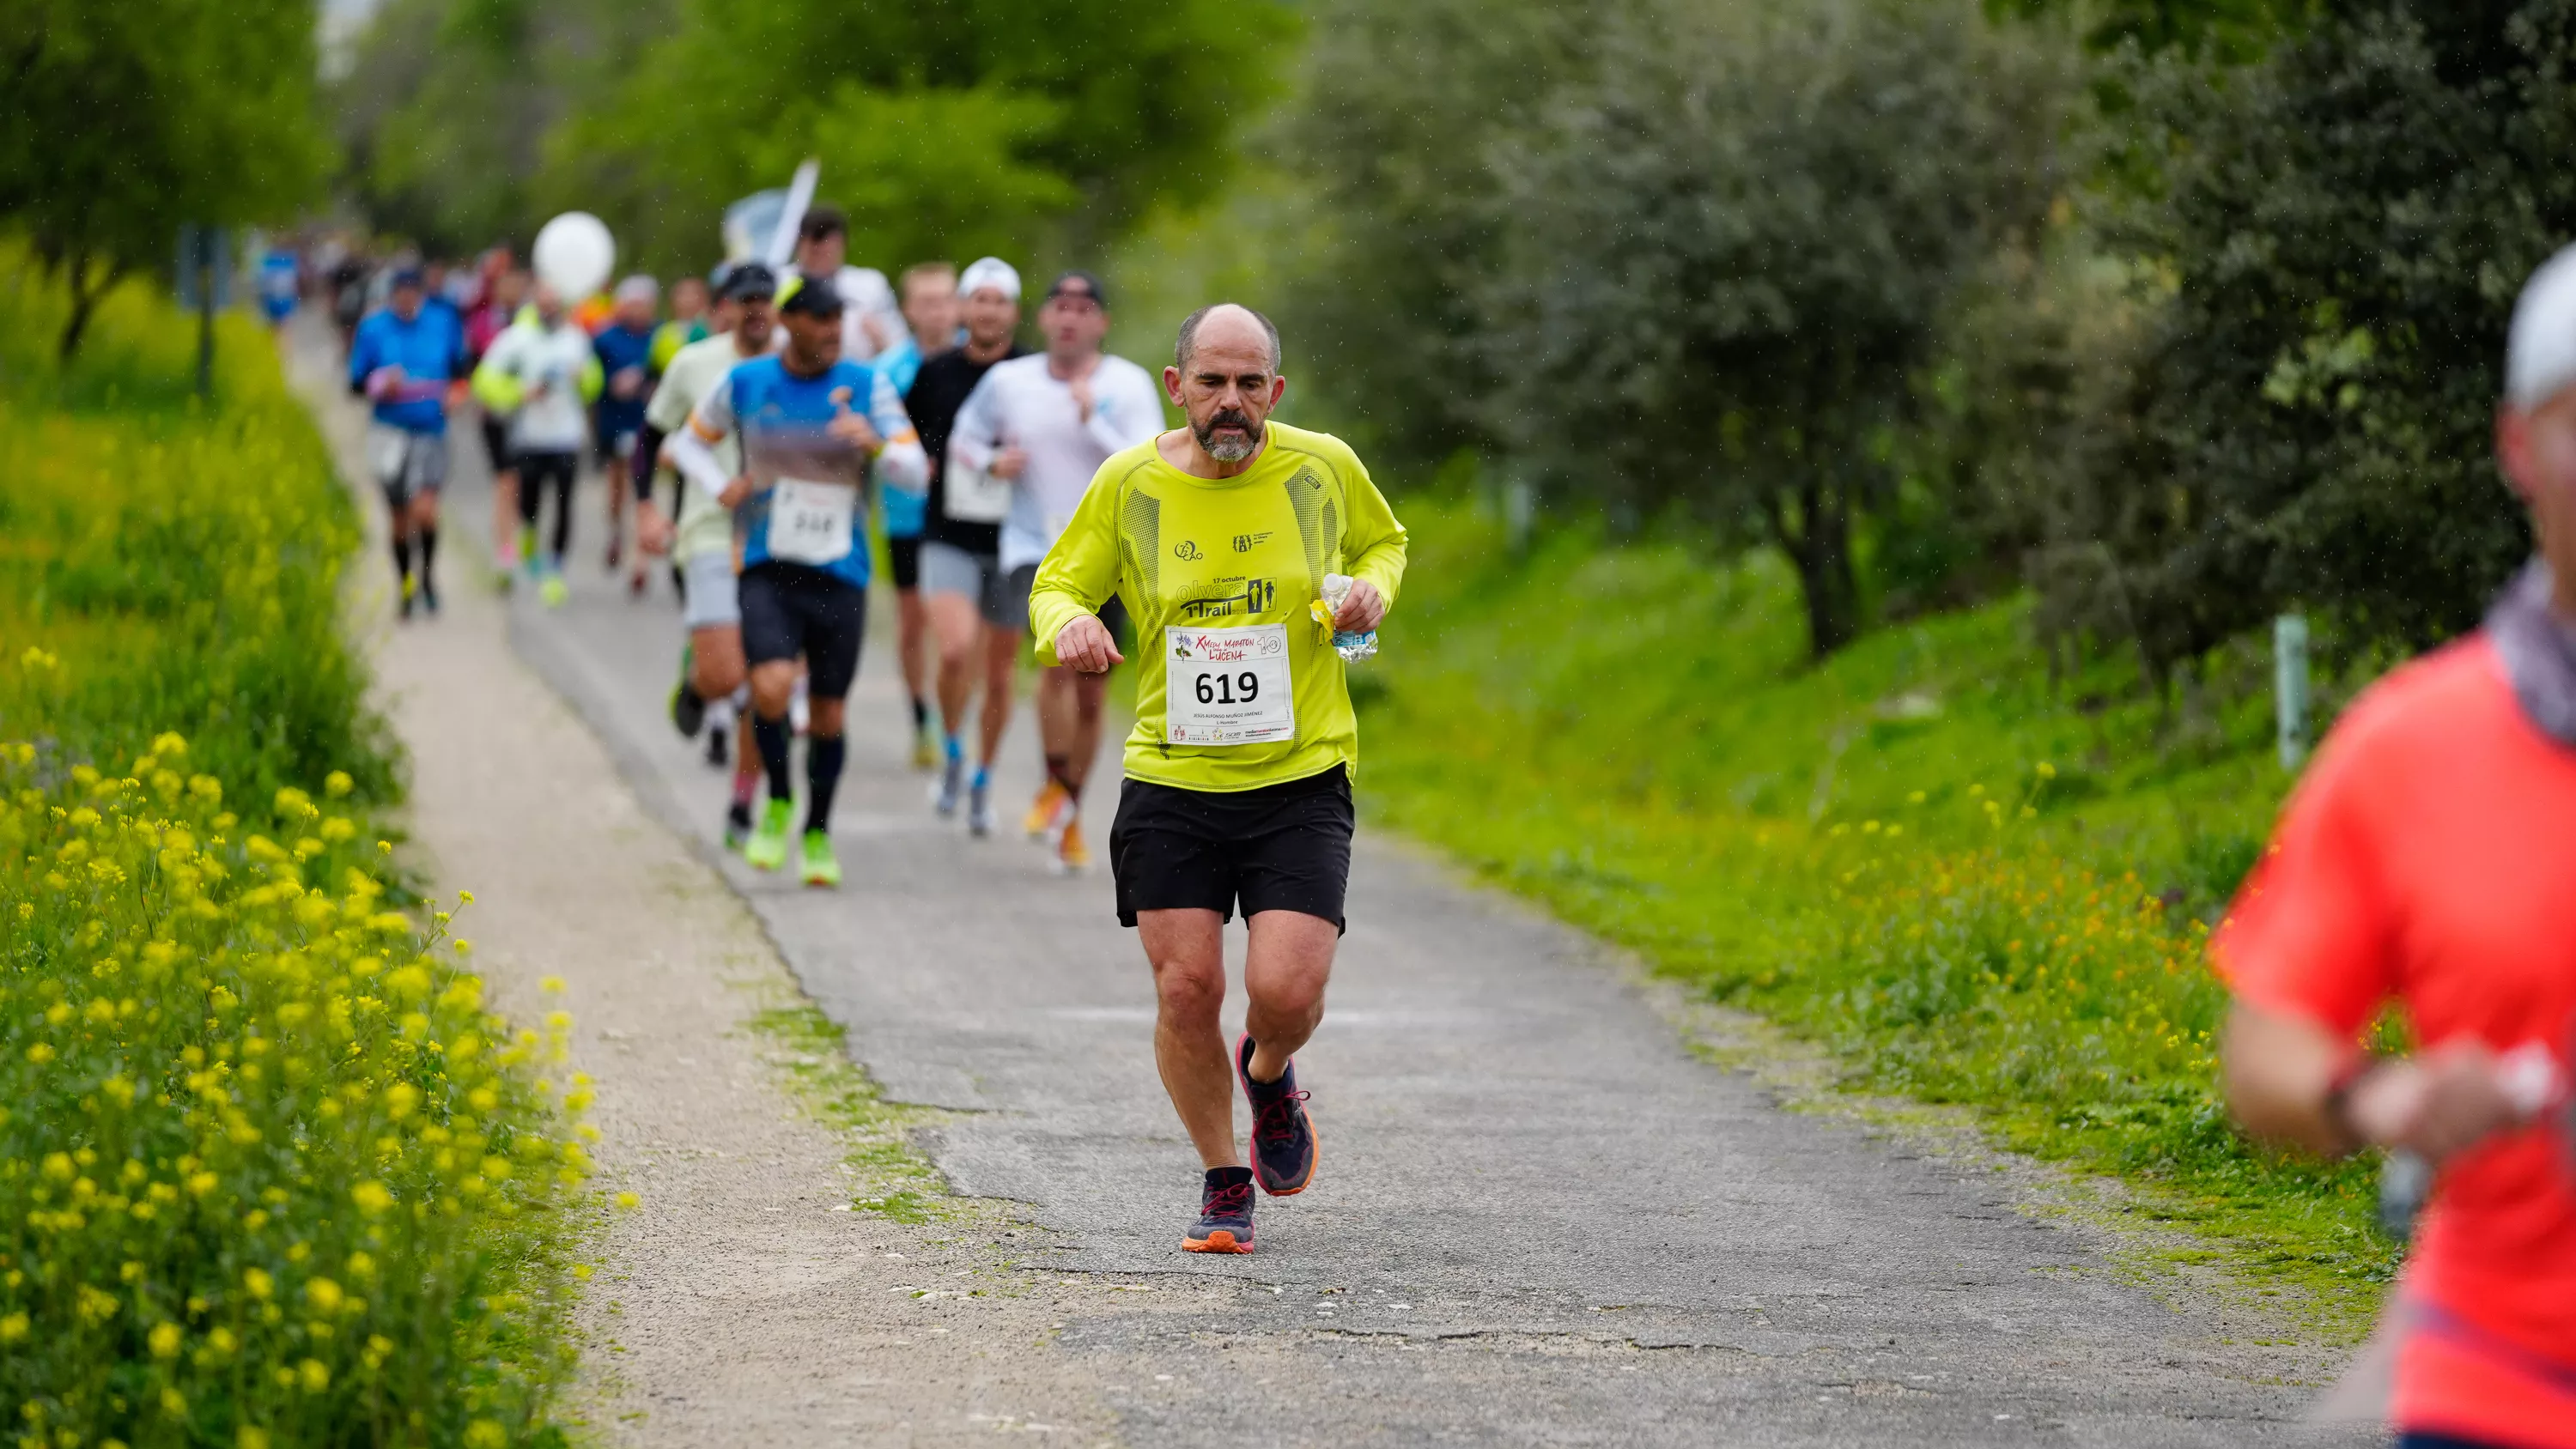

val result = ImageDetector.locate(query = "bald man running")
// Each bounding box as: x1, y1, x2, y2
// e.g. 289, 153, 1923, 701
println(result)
1027, 303, 1406, 1254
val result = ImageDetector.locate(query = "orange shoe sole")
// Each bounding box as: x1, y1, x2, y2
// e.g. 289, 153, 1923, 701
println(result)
1183, 1230, 1254, 1254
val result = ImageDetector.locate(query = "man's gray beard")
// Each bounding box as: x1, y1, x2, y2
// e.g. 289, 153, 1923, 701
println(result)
1196, 418, 1259, 462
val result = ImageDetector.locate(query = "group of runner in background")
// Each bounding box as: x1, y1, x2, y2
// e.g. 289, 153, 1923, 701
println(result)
281, 202, 2576, 1427
306, 207, 1139, 879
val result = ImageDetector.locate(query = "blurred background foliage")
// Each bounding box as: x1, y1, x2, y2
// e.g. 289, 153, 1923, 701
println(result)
3, 0, 2561, 674
331, 0, 1288, 275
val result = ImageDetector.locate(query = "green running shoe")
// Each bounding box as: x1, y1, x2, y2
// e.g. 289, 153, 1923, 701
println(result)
742, 798, 793, 871
799, 829, 841, 888
540, 573, 568, 609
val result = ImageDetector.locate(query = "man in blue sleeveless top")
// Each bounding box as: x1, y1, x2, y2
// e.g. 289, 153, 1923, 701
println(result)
665, 274, 928, 886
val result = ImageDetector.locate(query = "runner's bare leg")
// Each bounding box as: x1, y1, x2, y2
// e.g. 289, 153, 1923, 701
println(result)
1242, 911, 1335, 1082
1139, 907, 1240, 1169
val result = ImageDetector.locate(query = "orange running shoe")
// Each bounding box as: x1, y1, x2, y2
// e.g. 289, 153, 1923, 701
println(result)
1182, 1168, 1255, 1254
1054, 817, 1091, 874
1023, 779, 1069, 840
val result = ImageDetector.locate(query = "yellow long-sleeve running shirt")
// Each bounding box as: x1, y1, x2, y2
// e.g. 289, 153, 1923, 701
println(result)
1029, 421, 1408, 793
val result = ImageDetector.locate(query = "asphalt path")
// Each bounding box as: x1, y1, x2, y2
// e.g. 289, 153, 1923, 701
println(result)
410, 387, 2364, 1445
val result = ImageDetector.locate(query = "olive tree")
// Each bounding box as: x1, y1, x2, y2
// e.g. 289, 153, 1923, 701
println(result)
2057, 0, 2576, 670
1474, 0, 2073, 658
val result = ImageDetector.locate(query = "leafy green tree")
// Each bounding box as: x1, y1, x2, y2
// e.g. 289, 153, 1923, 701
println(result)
333, 0, 665, 255
1473, 0, 2074, 658
2056, 0, 2576, 671
0, 0, 327, 358
341, 0, 1291, 272
1264, 0, 1604, 467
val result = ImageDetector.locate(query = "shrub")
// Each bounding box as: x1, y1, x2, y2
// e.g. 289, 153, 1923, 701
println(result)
2058, 0, 2576, 672
0, 248, 398, 810
0, 743, 591, 1446
0, 257, 591, 1445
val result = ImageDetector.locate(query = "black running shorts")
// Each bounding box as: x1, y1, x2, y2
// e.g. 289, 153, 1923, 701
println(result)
479, 414, 513, 474
1109, 766, 1353, 931
738, 561, 868, 698
888, 534, 922, 591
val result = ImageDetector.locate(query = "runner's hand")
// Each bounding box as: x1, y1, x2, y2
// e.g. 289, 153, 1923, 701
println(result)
365, 365, 405, 400
1055, 615, 1123, 675
2346, 1043, 2534, 1165
990, 446, 1030, 480
718, 473, 754, 509
827, 409, 883, 454
612, 366, 644, 400
1069, 373, 1095, 422
1333, 579, 1388, 633
637, 501, 674, 556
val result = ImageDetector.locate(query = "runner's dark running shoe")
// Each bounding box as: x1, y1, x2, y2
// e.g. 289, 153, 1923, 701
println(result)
670, 682, 705, 739
1236, 1034, 1317, 1197
1183, 1167, 1256, 1254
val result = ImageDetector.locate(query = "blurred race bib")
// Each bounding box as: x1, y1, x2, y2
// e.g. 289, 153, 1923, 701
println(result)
945, 458, 1012, 523
767, 477, 853, 566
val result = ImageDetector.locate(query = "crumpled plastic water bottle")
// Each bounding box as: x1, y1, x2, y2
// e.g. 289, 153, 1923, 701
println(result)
1312, 573, 1379, 662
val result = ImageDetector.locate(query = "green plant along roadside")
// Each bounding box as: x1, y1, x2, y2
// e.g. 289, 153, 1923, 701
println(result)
0, 258, 599, 1443
1358, 500, 2397, 1326
745, 1005, 952, 1226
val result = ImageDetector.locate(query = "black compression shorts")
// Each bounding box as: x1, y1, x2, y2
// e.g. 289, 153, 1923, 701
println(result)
738, 561, 867, 698
888, 534, 921, 591
1109, 766, 1353, 931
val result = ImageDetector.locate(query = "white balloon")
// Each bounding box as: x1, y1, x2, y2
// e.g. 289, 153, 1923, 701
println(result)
532, 212, 616, 300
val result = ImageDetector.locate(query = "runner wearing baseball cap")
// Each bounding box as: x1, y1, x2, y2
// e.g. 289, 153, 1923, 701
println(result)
663, 271, 927, 885
2217, 244, 2576, 1447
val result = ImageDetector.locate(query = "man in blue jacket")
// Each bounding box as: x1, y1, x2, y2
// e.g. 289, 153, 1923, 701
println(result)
348, 269, 468, 618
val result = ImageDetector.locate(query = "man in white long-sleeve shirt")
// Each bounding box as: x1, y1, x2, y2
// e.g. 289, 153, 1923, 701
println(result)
663, 273, 927, 887
945, 270, 1162, 870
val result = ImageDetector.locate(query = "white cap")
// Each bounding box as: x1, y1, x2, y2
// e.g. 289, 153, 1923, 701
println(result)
614, 274, 659, 305
958, 256, 1021, 303
2507, 244, 2576, 409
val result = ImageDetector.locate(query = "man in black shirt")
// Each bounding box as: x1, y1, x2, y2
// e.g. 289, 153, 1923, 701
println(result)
917, 257, 1035, 828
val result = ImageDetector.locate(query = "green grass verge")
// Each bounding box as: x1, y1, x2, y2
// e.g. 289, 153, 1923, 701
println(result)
1358, 495, 2397, 1327
744, 1006, 954, 1225
0, 252, 593, 1445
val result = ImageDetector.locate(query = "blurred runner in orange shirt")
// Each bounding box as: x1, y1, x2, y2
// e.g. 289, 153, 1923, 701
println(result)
2217, 244, 2576, 1449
